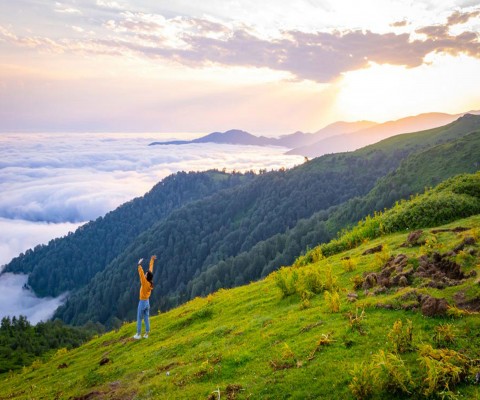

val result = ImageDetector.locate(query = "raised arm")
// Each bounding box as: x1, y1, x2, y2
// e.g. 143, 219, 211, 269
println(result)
149, 255, 156, 273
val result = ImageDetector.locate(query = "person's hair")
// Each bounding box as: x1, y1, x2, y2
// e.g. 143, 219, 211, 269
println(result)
146, 271, 153, 287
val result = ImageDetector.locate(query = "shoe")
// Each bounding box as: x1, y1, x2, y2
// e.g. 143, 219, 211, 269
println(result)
143, 333, 149, 339
133, 334, 141, 340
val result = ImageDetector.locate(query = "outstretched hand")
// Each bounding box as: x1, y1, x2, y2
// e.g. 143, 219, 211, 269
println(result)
151, 255, 157, 260
138, 258, 144, 265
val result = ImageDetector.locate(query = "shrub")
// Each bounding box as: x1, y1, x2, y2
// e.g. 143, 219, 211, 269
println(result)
433, 324, 456, 347
373, 244, 391, 269
373, 350, 413, 395
324, 291, 340, 313
349, 361, 377, 400
341, 257, 358, 272
388, 319, 414, 354
324, 264, 338, 291
418, 345, 469, 397
273, 267, 298, 298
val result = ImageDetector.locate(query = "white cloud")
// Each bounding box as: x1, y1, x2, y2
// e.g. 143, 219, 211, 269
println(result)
0, 218, 82, 266
0, 273, 66, 324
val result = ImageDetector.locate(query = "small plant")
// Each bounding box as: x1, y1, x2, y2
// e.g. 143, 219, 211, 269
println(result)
324, 290, 341, 313
433, 324, 456, 347
341, 257, 358, 272
455, 250, 475, 268
374, 244, 391, 269
350, 274, 364, 290
347, 308, 366, 334
308, 333, 335, 360
269, 342, 296, 371
300, 290, 313, 309
388, 319, 414, 354
373, 350, 413, 395
349, 361, 377, 400
420, 235, 445, 256
324, 264, 338, 291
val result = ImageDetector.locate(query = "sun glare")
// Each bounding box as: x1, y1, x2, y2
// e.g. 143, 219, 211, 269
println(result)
335, 53, 480, 122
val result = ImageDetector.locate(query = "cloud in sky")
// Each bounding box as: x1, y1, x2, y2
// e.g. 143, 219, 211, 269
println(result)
1, 1, 480, 132
1, 9, 479, 83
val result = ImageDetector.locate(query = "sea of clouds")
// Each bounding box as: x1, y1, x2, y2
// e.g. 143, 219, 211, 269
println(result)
0, 132, 303, 323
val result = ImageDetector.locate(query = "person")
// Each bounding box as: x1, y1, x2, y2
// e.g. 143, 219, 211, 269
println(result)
133, 255, 156, 339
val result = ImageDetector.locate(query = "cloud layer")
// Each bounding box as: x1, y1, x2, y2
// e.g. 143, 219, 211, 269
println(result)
0, 273, 66, 324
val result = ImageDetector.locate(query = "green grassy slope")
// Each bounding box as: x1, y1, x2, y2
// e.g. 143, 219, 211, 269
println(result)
2, 175, 479, 399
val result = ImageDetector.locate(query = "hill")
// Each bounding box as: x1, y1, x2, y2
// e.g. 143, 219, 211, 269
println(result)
149, 121, 377, 149
288, 112, 461, 157
5, 114, 480, 328
1, 173, 479, 399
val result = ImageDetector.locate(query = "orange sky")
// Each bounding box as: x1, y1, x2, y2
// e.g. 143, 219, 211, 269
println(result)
1, 1, 480, 135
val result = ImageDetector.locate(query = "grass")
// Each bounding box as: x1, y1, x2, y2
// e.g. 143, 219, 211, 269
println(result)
1, 215, 479, 399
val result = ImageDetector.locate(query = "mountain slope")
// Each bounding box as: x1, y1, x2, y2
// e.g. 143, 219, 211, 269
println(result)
186, 129, 480, 294
53, 115, 480, 326
1, 176, 479, 399
288, 112, 461, 157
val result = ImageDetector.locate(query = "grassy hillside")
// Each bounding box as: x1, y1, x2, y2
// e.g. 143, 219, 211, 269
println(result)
1, 175, 479, 399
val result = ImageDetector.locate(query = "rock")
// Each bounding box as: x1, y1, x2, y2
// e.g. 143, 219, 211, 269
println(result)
399, 276, 408, 287
362, 273, 378, 289
362, 244, 383, 255
402, 230, 424, 246
420, 295, 449, 317
58, 363, 68, 369
99, 357, 111, 366
347, 293, 358, 302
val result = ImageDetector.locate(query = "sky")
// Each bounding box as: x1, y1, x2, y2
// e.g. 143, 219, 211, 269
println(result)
1, 0, 480, 134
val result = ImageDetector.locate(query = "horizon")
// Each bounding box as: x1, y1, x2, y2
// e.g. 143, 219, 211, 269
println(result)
1, 1, 480, 135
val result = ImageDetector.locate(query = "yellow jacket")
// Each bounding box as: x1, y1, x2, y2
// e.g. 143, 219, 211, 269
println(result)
138, 256, 155, 300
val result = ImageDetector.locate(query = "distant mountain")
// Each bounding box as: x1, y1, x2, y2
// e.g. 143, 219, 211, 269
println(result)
149, 122, 378, 149
149, 129, 279, 147
287, 112, 461, 157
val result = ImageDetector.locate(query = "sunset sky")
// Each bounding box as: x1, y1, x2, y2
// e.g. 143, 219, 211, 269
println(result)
1, 0, 480, 134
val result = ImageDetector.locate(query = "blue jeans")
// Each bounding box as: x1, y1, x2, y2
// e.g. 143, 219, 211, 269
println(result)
137, 299, 150, 335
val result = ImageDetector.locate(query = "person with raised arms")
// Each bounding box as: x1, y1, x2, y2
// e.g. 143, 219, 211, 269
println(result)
133, 255, 156, 339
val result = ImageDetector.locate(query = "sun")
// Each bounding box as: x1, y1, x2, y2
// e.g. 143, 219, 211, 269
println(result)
334, 53, 480, 122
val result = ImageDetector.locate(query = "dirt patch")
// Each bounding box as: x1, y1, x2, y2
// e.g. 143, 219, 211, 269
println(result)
156, 361, 182, 372
453, 236, 477, 253
226, 384, 243, 400
414, 253, 466, 288
454, 291, 480, 312
362, 244, 383, 255
72, 392, 103, 400
99, 357, 111, 366
363, 254, 413, 291
431, 226, 469, 234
